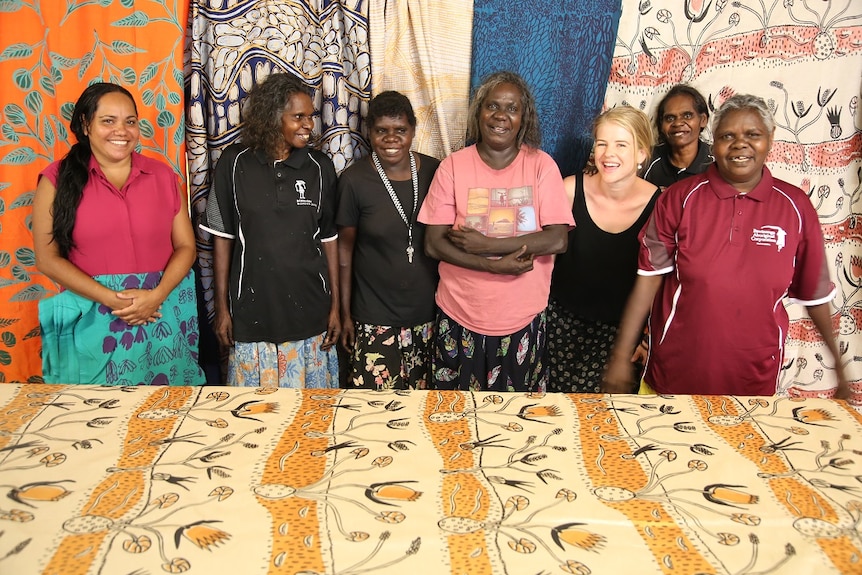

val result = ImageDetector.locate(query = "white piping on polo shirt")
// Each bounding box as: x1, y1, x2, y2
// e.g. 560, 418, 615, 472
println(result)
772, 186, 803, 233
231, 148, 250, 299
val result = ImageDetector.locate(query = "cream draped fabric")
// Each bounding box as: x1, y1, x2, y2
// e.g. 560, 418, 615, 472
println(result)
368, 0, 473, 159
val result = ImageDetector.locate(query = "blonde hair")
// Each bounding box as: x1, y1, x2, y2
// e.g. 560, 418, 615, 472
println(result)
594, 106, 654, 155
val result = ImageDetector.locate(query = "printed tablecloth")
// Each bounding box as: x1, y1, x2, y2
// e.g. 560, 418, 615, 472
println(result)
1, 385, 860, 574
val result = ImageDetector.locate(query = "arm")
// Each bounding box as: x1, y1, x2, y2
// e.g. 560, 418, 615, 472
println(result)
212, 236, 234, 348
807, 302, 851, 400
602, 274, 664, 393
424, 225, 533, 275
322, 238, 341, 350
32, 176, 137, 316
337, 227, 356, 351
446, 224, 568, 258
113, 182, 197, 324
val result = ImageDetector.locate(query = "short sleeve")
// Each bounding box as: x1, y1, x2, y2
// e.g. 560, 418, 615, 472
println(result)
787, 191, 835, 304
638, 186, 680, 275
335, 164, 361, 228
533, 152, 574, 228
200, 147, 239, 239
417, 155, 457, 226
318, 152, 338, 241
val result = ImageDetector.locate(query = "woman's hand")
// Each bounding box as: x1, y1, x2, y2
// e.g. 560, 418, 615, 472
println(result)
113, 289, 164, 325
213, 307, 233, 348
447, 226, 490, 255
631, 340, 649, 364
602, 355, 635, 394
340, 314, 355, 352
489, 245, 534, 275
322, 308, 340, 351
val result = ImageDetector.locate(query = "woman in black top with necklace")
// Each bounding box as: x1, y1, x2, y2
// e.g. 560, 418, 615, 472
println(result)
547, 106, 659, 393
336, 91, 440, 389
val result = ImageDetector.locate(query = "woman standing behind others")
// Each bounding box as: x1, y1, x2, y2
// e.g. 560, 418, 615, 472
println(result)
33, 83, 204, 385
201, 73, 340, 388
604, 94, 849, 398
418, 71, 574, 392
643, 85, 712, 189
337, 91, 440, 389
547, 106, 659, 393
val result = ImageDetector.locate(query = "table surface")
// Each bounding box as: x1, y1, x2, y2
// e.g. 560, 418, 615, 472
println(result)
2, 384, 861, 574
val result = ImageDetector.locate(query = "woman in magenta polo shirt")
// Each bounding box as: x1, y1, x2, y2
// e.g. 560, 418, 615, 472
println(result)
604, 94, 848, 398
32, 83, 204, 386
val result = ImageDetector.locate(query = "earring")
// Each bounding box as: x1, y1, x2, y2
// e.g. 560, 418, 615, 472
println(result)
638, 163, 643, 170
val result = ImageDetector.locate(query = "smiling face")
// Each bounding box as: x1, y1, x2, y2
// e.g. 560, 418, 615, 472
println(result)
713, 108, 773, 193
659, 93, 707, 151
593, 120, 648, 184
369, 113, 415, 169
478, 82, 523, 151
280, 92, 315, 155
83, 91, 140, 166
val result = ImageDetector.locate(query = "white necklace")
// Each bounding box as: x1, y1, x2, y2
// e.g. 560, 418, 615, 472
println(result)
371, 151, 418, 263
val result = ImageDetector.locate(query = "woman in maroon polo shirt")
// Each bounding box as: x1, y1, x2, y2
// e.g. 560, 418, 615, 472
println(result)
604, 94, 849, 399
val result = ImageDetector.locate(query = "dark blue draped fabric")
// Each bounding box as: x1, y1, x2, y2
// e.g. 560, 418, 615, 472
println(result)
471, 2, 622, 177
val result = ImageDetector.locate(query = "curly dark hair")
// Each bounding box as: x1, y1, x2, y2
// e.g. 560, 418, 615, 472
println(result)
467, 71, 541, 149
367, 91, 416, 128
654, 84, 709, 143
53, 82, 137, 258
241, 72, 313, 159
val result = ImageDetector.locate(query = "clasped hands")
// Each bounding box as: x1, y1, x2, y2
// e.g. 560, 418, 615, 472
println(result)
110, 289, 163, 326
447, 225, 533, 275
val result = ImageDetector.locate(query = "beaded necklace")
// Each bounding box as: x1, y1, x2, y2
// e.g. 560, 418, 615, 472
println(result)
371, 151, 418, 263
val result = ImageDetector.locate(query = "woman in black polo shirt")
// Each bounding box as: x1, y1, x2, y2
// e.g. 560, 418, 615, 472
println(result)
336, 92, 439, 389
201, 73, 340, 388
643, 84, 713, 189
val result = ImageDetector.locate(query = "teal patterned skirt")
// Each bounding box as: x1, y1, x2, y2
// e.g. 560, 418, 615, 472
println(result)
39, 271, 205, 386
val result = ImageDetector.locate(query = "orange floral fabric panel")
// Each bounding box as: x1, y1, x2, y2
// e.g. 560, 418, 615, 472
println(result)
0, 1, 189, 382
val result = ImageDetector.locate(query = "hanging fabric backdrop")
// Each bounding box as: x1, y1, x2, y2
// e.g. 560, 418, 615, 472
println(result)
186, 0, 370, 340
0, 0, 859, 402
470, 0, 623, 177
0, 0, 189, 383
605, 0, 862, 405
368, 0, 474, 160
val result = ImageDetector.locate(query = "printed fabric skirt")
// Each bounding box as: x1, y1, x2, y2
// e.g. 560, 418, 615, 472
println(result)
546, 297, 633, 393
39, 271, 205, 386
431, 307, 547, 392
347, 321, 434, 390
228, 333, 338, 388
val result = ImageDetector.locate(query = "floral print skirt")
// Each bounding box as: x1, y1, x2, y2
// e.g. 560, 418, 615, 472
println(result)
228, 333, 338, 388
431, 307, 547, 392
347, 321, 434, 390
39, 271, 204, 386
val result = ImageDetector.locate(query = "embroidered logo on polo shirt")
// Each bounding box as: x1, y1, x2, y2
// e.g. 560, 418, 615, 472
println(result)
295, 180, 316, 207
751, 225, 787, 252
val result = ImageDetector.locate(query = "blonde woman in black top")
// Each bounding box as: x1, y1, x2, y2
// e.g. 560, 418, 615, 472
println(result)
547, 106, 659, 393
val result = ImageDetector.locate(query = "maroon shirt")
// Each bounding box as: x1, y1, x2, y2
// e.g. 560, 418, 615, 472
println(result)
40, 152, 179, 276
638, 164, 834, 396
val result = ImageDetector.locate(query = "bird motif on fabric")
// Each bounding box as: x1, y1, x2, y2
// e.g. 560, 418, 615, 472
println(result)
517, 404, 562, 423
231, 400, 278, 421
7, 480, 74, 507
550, 522, 606, 552
791, 407, 835, 426
174, 520, 231, 550
364, 481, 422, 506
701, 484, 759, 507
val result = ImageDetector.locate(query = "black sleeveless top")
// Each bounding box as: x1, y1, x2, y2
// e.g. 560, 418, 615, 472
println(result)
550, 173, 660, 323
